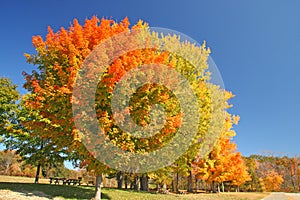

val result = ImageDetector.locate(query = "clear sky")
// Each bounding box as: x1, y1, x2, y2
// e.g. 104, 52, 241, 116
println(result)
1, 0, 300, 157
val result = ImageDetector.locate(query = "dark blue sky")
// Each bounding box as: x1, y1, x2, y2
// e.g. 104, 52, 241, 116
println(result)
1, 0, 300, 156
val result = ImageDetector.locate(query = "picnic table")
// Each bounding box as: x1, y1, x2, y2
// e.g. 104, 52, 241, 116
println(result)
64, 178, 82, 186
49, 177, 65, 185
49, 177, 82, 186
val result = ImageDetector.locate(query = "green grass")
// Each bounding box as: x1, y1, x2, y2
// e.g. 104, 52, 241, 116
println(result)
0, 182, 97, 199
0, 176, 268, 200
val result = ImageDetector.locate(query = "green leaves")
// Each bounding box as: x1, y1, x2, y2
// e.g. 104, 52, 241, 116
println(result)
0, 77, 20, 137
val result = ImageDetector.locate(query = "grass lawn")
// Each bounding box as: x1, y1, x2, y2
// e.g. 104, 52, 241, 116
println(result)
0, 175, 268, 200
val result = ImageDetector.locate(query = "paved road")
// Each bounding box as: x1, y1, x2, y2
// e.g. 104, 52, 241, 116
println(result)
263, 192, 300, 200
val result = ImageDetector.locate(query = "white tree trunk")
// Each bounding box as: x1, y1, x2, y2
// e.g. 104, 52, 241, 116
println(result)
94, 174, 102, 200
221, 182, 224, 192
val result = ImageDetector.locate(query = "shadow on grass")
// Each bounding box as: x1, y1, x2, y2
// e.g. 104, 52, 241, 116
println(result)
0, 182, 111, 199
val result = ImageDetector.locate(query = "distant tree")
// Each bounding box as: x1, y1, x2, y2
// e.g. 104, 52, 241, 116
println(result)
244, 156, 260, 191
272, 156, 300, 192
23, 164, 37, 177
0, 150, 18, 175
263, 170, 284, 191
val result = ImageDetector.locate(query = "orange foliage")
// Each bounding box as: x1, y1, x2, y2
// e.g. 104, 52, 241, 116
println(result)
263, 170, 284, 191
193, 113, 250, 186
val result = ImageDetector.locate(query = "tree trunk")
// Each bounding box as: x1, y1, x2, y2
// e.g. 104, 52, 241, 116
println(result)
5, 162, 11, 175
212, 181, 216, 193
172, 180, 175, 192
133, 175, 139, 191
35, 141, 44, 184
124, 175, 128, 189
234, 185, 239, 192
117, 171, 123, 189
187, 170, 193, 192
140, 175, 149, 191
34, 163, 41, 184
291, 175, 296, 192
94, 175, 102, 200
221, 182, 224, 192
130, 181, 134, 189
163, 183, 167, 191
176, 169, 179, 192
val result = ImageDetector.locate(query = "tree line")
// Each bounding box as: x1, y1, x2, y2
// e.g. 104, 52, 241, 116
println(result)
244, 154, 300, 192
0, 149, 76, 179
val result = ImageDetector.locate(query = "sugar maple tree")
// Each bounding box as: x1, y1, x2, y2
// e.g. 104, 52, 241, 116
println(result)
23, 17, 140, 198
22, 16, 233, 198
194, 111, 250, 192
